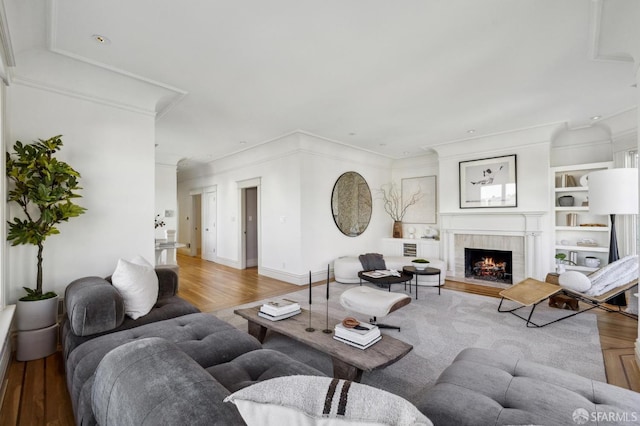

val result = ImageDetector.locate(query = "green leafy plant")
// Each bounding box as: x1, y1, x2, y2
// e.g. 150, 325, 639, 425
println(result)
412, 258, 430, 264
554, 253, 576, 265
6, 135, 87, 301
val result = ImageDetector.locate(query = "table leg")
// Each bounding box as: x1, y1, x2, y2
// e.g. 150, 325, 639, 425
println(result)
438, 272, 441, 295
416, 277, 418, 299
247, 320, 268, 343
332, 357, 364, 382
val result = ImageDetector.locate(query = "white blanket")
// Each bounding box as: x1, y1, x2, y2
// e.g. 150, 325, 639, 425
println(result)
584, 255, 639, 296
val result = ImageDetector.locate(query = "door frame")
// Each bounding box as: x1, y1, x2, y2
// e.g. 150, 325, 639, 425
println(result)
238, 178, 261, 270
188, 190, 202, 257
202, 185, 217, 262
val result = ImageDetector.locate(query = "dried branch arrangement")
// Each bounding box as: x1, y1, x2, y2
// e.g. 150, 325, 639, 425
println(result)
378, 183, 423, 221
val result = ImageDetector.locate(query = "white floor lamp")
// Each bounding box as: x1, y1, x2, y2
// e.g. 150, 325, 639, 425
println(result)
588, 168, 639, 306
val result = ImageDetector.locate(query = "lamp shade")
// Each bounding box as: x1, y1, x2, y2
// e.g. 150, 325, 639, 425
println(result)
588, 168, 639, 215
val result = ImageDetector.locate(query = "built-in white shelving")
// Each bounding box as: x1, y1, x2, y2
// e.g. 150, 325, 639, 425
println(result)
551, 161, 612, 273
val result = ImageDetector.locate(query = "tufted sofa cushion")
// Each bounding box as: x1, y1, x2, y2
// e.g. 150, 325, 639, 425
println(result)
67, 312, 262, 425
92, 337, 246, 426
417, 347, 640, 426
207, 348, 325, 393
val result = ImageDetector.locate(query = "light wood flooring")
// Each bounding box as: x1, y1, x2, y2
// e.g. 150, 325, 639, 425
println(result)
1, 254, 639, 425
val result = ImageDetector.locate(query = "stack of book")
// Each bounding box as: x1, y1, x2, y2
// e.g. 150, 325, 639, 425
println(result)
333, 321, 381, 349
258, 299, 301, 321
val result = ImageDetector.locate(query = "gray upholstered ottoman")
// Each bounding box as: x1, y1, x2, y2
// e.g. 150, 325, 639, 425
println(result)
417, 347, 640, 426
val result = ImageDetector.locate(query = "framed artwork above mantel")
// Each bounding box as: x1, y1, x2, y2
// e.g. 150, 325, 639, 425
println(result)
459, 154, 517, 208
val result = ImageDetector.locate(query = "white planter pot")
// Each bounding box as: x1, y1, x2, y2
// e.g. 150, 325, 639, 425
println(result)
15, 296, 59, 331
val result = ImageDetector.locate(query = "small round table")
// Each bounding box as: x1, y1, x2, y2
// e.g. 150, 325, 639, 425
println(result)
402, 266, 442, 299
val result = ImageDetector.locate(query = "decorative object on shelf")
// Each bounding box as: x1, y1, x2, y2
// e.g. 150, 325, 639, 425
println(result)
566, 213, 578, 226
407, 226, 416, 239
6, 135, 87, 360
558, 195, 574, 206
154, 214, 165, 228
459, 154, 517, 208
331, 172, 372, 237
401, 175, 437, 224
554, 253, 575, 274
584, 256, 600, 268
379, 182, 423, 238
588, 168, 638, 305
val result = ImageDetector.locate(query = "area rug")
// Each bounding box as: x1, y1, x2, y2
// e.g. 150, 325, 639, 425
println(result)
212, 283, 605, 406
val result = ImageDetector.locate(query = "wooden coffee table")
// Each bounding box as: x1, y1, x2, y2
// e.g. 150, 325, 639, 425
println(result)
234, 306, 413, 382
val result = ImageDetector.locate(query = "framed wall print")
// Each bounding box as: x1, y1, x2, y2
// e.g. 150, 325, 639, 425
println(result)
459, 154, 517, 208
402, 175, 437, 223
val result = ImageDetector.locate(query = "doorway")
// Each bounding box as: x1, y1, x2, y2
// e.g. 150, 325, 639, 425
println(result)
202, 187, 217, 262
239, 178, 260, 270
243, 187, 258, 268
189, 193, 202, 257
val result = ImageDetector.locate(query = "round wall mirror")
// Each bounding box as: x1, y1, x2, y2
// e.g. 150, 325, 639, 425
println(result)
331, 172, 372, 237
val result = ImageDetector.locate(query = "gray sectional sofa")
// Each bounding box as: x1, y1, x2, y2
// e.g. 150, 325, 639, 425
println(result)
61, 268, 324, 425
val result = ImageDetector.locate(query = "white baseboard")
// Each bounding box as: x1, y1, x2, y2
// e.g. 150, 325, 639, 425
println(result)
259, 267, 334, 286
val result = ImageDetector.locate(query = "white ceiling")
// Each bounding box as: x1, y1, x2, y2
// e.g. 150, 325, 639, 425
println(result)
3, 0, 639, 168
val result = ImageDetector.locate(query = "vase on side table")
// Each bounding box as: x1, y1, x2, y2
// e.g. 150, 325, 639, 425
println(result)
393, 221, 403, 238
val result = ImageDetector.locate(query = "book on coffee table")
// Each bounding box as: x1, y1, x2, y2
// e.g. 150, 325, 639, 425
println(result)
333, 334, 382, 350
257, 309, 302, 321
334, 322, 380, 345
260, 299, 301, 316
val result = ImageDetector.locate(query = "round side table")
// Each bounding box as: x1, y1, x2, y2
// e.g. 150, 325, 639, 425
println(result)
403, 266, 442, 299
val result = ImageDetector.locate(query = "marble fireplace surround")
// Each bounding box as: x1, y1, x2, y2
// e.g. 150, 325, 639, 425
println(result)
441, 212, 546, 286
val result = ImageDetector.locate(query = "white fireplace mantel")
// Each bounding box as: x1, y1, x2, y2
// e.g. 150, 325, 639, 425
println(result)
440, 211, 547, 282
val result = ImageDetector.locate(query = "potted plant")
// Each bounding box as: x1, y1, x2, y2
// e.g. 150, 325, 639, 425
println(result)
378, 183, 423, 238
554, 253, 575, 274
6, 136, 87, 335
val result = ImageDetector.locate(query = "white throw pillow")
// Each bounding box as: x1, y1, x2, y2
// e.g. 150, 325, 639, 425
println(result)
224, 375, 432, 426
111, 256, 159, 319
558, 271, 592, 293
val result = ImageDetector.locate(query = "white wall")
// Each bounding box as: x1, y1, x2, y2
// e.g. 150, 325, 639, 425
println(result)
155, 163, 178, 238
391, 153, 440, 238
6, 84, 155, 302
178, 131, 399, 284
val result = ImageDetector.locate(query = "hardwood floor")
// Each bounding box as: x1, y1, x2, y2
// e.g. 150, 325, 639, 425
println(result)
1, 255, 638, 425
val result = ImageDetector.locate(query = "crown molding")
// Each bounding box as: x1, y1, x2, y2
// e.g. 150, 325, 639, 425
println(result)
11, 75, 157, 117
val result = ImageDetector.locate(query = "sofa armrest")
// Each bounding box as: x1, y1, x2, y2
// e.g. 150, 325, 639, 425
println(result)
92, 337, 245, 425
64, 277, 125, 337
155, 266, 179, 298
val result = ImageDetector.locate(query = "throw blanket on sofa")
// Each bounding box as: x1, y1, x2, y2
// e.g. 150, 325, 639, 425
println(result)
359, 253, 386, 271
585, 255, 639, 296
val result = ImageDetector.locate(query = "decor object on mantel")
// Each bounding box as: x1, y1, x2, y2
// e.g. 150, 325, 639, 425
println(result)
6, 135, 87, 361
378, 182, 423, 238
588, 168, 639, 306
459, 154, 517, 208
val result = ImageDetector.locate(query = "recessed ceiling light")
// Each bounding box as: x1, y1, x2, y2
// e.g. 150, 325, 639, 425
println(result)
349, 132, 356, 136
239, 141, 247, 145
467, 129, 476, 134
591, 115, 602, 120
92, 34, 111, 44
379, 143, 387, 147
403, 151, 410, 155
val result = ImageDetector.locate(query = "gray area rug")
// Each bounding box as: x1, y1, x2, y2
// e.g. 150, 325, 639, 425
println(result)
212, 283, 605, 405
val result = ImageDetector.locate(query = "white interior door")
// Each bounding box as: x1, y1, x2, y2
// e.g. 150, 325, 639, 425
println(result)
203, 189, 217, 261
